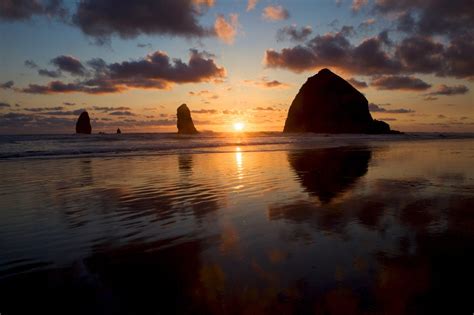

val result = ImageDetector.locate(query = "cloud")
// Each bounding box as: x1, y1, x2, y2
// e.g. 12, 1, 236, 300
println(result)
0, 0, 67, 21
264, 25, 474, 79
24, 59, 38, 69
93, 106, 131, 112
188, 90, 219, 99
137, 43, 152, 49
21, 49, 226, 94
38, 68, 61, 78
247, 0, 259, 11
0, 80, 14, 89
262, 5, 289, 21
51, 55, 86, 76
214, 13, 239, 44
358, 18, 376, 31
352, 0, 368, 12
423, 96, 438, 101
63, 102, 76, 106
244, 77, 290, 89
191, 109, 218, 114
426, 84, 469, 96
0, 102, 11, 108
107, 49, 225, 84
72, 0, 214, 43
23, 106, 64, 112
371, 75, 431, 91
21, 80, 119, 94
347, 77, 368, 88
254, 106, 278, 111
373, 0, 473, 37
265, 28, 401, 75
41, 109, 85, 116
277, 25, 312, 42
109, 111, 136, 116
369, 103, 415, 114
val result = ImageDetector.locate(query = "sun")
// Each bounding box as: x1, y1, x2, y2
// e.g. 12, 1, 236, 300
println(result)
233, 122, 245, 132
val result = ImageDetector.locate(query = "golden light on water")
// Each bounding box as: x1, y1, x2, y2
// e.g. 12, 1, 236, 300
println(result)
233, 122, 245, 132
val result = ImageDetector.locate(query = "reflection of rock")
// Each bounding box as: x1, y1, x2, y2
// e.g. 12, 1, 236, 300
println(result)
177, 104, 198, 134
283, 68, 397, 134
288, 147, 371, 203
75, 111, 92, 134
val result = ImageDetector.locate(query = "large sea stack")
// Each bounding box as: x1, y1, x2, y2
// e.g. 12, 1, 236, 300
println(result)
283, 68, 396, 134
75, 111, 92, 134
177, 104, 198, 134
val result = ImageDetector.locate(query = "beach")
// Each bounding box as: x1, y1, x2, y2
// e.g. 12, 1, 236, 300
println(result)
0, 133, 473, 314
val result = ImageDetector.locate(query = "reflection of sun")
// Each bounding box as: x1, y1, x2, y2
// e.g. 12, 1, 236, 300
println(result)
233, 122, 245, 132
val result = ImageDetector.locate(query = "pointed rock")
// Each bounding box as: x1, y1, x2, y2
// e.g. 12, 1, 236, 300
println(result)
177, 104, 198, 134
76, 111, 92, 134
283, 68, 397, 134
116, 128, 121, 134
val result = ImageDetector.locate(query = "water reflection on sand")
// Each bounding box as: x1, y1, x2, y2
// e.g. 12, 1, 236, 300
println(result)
0, 139, 473, 314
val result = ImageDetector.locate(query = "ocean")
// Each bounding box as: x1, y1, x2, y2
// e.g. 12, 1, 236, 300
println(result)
0, 133, 473, 314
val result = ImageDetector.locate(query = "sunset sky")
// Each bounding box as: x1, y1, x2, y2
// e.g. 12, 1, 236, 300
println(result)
0, 0, 472, 134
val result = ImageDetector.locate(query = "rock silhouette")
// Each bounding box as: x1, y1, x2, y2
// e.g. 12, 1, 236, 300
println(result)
177, 104, 198, 134
284, 68, 397, 134
75, 111, 92, 134
116, 128, 121, 134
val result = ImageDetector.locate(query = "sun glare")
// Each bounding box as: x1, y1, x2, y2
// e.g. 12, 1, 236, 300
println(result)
233, 122, 245, 132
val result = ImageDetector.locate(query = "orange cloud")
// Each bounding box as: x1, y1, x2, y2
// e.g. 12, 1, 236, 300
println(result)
246, 0, 259, 11
214, 13, 239, 44
262, 5, 289, 21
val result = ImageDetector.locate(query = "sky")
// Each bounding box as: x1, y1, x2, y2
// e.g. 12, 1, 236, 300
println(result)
0, 0, 473, 134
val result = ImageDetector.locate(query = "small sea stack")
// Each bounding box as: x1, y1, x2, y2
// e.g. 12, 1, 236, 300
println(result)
75, 111, 92, 134
177, 104, 198, 134
116, 128, 121, 134
283, 68, 398, 134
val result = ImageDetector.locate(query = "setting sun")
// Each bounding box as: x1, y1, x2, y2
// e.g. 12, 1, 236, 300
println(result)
233, 122, 245, 132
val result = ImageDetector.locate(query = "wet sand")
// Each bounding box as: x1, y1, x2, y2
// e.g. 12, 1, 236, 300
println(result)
0, 138, 473, 314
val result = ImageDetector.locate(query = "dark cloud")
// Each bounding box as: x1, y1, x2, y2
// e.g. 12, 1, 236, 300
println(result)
51, 55, 87, 76
41, 109, 85, 116
109, 111, 136, 116
265, 28, 401, 75
373, 0, 474, 37
244, 77, 289, 89
24, 59, 38, 69
24, 106, 64, 112
21, 49, 225, 94
0, 80, 14, 89
93, 106, 131, 112
265, 24, 474, 79
0, 102, 11, 108
347, 77, 368, 88
369, 103, 415, 114
427, 84, 469, 96
21, 80, 116, 94
38, 68, 61, 78
72, 0, 214, 43
137, 43, 152, 49
0, 0, 66, 21
371, 75, 431, 91
277, 25, 312, 42
107, 49, 225, 84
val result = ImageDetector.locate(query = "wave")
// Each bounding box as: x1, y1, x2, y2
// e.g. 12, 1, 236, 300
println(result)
0, 132, 473, 160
